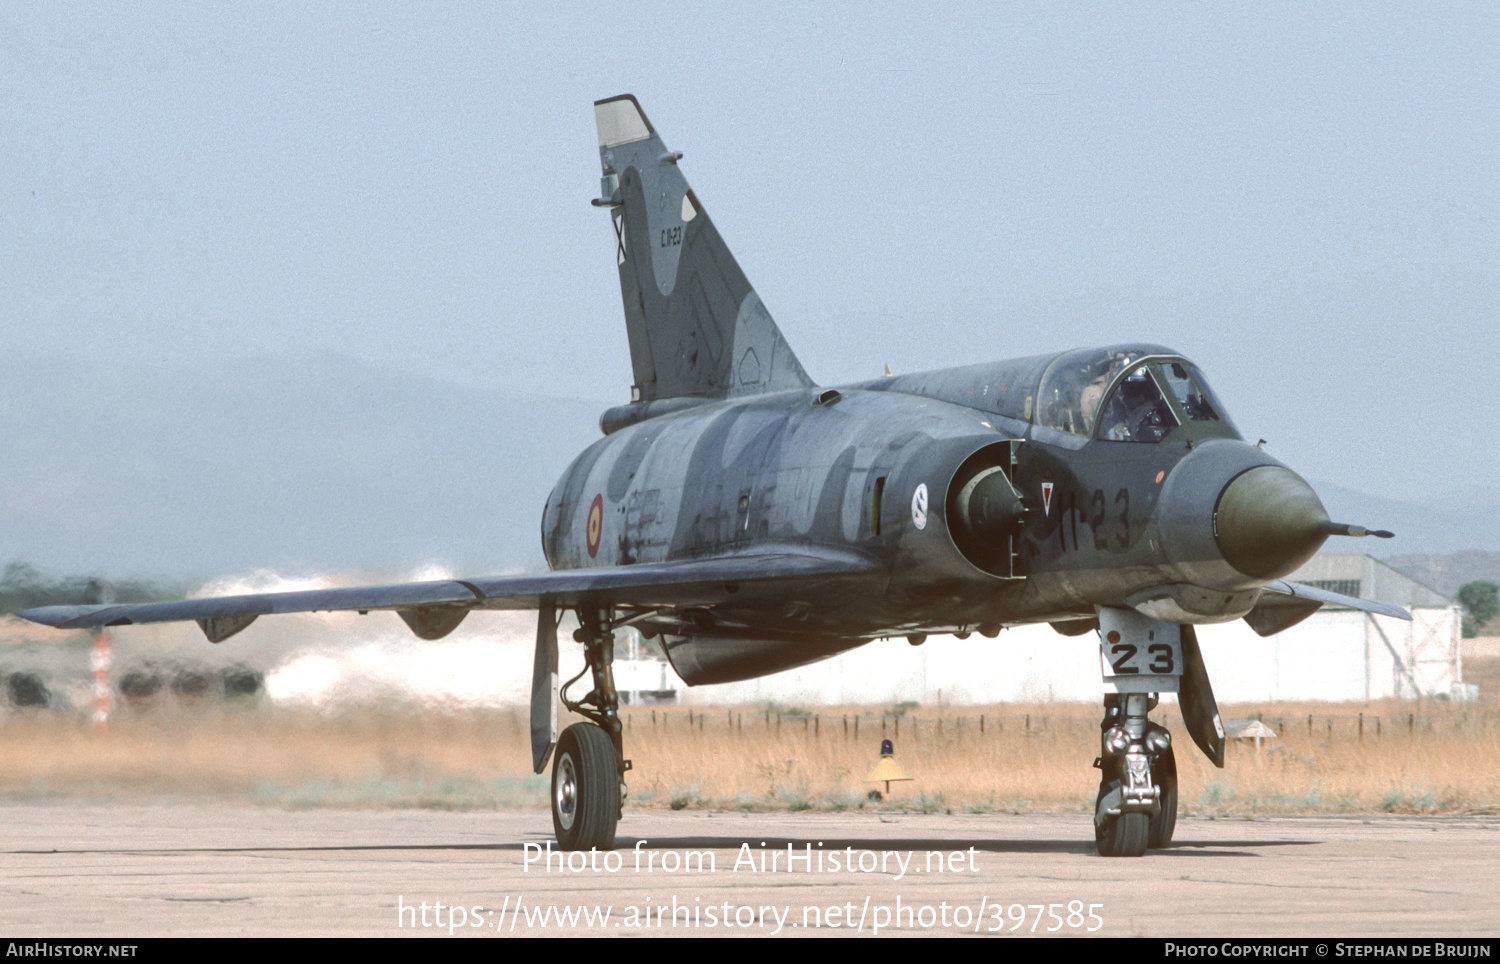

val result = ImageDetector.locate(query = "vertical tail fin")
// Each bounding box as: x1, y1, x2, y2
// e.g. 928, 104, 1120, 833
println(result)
593, 95, 814, 403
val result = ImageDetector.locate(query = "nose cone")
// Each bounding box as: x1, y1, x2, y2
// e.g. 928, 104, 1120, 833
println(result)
1214, 466, 1330, 580
1155, 439, 1333, 592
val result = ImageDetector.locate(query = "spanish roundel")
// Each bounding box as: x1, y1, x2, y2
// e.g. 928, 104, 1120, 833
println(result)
586, 494, 604, 558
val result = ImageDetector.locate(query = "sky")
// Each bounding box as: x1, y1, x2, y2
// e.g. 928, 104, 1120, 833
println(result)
3, 3, 1497, 512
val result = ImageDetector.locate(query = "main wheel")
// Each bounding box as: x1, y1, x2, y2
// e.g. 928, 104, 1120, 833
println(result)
1148, 746, 1178, 849
1094, 779, 1149, 857
551, 723, 620, 851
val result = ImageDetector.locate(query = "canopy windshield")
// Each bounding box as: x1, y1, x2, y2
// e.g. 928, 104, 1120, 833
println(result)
1155, 359, 1231, 427
1035, 346, 1237, 442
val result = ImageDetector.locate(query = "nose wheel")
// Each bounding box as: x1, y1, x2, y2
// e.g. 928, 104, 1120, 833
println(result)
1093, 742, 1176, 857
1094, 788, 1149, 857
1091, 691, 1178, 857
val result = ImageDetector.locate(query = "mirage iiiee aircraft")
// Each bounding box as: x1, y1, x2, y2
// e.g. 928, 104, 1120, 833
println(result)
18, 95, 1406, 857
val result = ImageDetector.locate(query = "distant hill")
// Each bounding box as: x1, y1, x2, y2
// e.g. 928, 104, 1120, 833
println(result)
1383, 550, 1500, 598
0, 354, 608, 582
1313, 481, 1500, 557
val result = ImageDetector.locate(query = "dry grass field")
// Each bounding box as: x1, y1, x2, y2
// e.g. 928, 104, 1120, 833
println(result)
0, 696, 1496, 816
1463, 635, 1500, 708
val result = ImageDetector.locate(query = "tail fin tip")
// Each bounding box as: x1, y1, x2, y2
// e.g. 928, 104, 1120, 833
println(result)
594, 95, 653, 149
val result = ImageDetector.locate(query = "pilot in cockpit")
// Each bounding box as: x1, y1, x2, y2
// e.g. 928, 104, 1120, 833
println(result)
1099, 366, 1176, 442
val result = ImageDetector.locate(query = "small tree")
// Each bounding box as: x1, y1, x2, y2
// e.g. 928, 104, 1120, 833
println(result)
1458, 580, 1499, 638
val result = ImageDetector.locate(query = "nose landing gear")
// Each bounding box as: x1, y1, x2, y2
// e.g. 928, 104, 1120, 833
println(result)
1093, 693, 1175, 857
1093, 608, 1189, 857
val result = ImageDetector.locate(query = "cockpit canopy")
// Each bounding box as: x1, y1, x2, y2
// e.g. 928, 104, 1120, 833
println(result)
1035, 345, 1238, 443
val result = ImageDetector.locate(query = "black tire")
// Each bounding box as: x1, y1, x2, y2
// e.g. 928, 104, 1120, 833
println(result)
551, 723, 620, 851
1148, 746, 1178, 849
1094, 779, 1149, 857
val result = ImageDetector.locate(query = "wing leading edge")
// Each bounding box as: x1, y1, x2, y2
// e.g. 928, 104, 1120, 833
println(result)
1242, 579, 1412, 637
13, 545, 884, 642
1263, 580, 1411, 620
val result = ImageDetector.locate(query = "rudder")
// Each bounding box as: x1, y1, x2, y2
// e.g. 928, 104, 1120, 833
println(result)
593, 95, 813, 403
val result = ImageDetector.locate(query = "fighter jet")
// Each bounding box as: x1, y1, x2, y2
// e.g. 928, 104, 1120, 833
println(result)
16, 95, 1405, 857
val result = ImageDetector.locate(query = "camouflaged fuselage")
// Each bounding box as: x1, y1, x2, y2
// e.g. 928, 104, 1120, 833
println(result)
543, 354, 1288, 651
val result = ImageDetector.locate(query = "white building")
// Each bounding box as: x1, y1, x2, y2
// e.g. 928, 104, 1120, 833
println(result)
1194, 554, 1463, 703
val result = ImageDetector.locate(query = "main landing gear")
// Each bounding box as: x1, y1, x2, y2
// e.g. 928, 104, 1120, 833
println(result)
550, 610, 628, 850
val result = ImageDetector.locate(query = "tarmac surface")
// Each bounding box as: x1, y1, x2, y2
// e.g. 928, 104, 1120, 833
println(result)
2, 802, 1498, 938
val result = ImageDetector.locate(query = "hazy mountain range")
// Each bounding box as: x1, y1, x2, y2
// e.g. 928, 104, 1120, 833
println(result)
2, 354, 1496, 591
1380, 551, 1500, 599
1312, 482, 1500, 561
0, 354, 606, 582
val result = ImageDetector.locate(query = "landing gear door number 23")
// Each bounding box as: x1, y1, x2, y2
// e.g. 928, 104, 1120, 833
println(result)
1100, 635, 1183, 678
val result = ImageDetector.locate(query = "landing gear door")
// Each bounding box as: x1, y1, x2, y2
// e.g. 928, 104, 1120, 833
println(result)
1178, 625, 1225, 768
531, 602, 560, 774
1097, 608, 1182, 695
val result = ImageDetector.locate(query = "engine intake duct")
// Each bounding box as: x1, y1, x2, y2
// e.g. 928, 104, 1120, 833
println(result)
946, 442, 1025, 577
